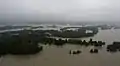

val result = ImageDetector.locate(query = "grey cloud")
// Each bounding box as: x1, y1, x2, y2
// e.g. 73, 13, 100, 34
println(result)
0, 0, 120, 23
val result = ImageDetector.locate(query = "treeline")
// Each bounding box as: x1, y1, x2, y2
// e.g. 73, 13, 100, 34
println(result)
42, 38, 105, 47
0, 26, 30, 30
0, 30, 43, 56
49, 26, 99, 38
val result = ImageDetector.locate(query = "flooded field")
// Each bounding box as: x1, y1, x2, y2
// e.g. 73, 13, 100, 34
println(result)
1, 29, 120, 66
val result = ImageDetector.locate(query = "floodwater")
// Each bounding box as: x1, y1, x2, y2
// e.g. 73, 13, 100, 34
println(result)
1, 29, 120, 66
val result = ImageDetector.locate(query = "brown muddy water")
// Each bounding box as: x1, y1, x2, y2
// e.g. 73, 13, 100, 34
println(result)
1, 29, 120, 66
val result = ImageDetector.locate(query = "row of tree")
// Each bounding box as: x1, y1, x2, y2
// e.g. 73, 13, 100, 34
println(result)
41, 37, 105, 47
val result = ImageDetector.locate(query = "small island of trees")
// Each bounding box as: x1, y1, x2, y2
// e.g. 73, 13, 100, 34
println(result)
0, 30, 43, 56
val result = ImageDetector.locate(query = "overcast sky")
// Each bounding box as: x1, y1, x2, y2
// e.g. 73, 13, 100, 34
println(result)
0, 0, 120, 23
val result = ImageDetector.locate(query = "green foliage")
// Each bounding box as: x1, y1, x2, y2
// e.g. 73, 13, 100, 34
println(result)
0, 31, 43, 55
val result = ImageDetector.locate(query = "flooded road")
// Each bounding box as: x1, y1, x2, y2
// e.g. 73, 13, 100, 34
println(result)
1, 29, 120, 66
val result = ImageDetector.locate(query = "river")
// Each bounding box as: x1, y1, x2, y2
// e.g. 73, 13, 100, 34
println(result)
1, 29, 120, 66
